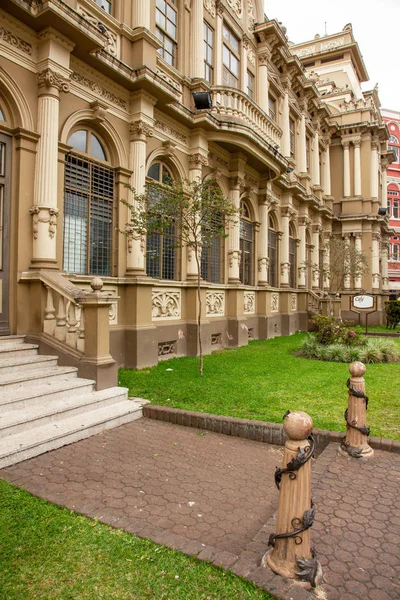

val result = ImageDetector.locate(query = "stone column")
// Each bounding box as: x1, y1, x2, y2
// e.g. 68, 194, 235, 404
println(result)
353, 139, 362, 196
322, 140, 331, 196
311, 225, 320, 289
281, 81, 290, 157
339, 362, 373, 459
297, 217, 308, 288
257, 49, 270, 113
257, 197, 269, 286
381, 159, 388, 209
126, 120, 153, 276
297, 106, 307, 173
31, 68, 69, 269
264, 411, 321, 587
214, 2, 224, 86
370, 139, 379, 199
280, 206, 291, 287
132, 1, 151, 29
312, 130, 320, 186
343, 141, 351, 198
228, 178, 242, 283
190, 0, 204, 79
381, 241, 389, 292
354, 232, 363, 289
343, 233, 351, 290
372, 232, 380, 290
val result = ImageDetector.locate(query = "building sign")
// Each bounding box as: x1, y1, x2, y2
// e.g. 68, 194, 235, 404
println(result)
352, 295, 374, 310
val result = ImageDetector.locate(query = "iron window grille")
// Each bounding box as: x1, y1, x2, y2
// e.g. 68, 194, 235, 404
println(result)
201, 212, 223, 284
289, 235, 296, 288
268, 221, 277, 287
239, 203, 253, 285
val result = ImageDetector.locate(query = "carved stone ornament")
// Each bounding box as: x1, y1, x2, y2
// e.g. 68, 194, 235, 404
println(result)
291, 293, 297, 311
152, 289, 181, 320
189, 153, 209, 168
0, 25, 32, 55
37, 68, 70, 93
271, 293, 279, 312
130, 120, 154, 139
228, 249, 241, 267
248, 0, 255, 30
226, 0, 243, 18
154, 120, 187, 144
203, 0, 216, 17
30, 206, 59, 240
258, 257, 269, 272
77, 7, 118, 56
280, 262, 290, 276
244, 292, 255, 314
206, 292, 225, 316
71, 72, 127, 109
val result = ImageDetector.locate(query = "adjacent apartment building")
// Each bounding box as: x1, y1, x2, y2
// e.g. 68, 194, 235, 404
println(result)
381, 108, 400, 298
0, 0, 392, 385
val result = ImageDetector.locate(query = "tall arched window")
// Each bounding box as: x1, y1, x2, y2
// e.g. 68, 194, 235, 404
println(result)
289, 223, 296, 288
239, 201, 253, 285
268, 216, 278, 287
63, 129, 114, 275
146, 161, 178, 280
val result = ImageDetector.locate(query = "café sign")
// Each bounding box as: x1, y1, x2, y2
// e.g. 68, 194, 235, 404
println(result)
352, 295, 374, 310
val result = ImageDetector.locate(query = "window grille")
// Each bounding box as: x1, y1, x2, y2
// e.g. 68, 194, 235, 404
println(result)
289, 236, 296, 288
240, 217, 253, 285
201, 211, 223, 284
268, 228, 277, 287
63, 154, 113, 275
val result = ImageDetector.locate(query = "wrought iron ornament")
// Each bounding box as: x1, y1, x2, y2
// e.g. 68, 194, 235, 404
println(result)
340, 438, 363, 458
344, 408, 370, 436
274, 435, 315, 489
296, 550, 323, 588
346, 378, 369, 409
268, 505, 315, 548
341, 376, 371, 457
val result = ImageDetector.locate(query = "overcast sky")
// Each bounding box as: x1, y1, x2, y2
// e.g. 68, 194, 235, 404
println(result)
264, 0, 399, 110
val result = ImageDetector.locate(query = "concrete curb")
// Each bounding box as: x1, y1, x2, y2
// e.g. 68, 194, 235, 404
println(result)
142, 404, 400, 454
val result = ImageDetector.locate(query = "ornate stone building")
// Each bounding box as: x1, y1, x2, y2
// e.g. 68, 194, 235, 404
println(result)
0, 1, 392, 384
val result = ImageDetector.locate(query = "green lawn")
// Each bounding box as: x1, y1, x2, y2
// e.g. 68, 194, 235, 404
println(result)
0, 480, 274, 600
120, 333, 400, 440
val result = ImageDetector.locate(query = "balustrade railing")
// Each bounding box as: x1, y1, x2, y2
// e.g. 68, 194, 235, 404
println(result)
210, 87, 282, 147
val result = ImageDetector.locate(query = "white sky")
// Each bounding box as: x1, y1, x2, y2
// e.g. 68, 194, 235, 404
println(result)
264, 0, 399, 110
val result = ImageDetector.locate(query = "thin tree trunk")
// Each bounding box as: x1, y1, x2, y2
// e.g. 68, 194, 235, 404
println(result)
195, 248, 203, 376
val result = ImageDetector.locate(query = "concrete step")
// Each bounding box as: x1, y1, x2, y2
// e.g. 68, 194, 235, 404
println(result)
0, 366, 78, 392
0, 343, 39, 358
0, 354, 58, 375
0, 377, 95, 410
0, 398, 143, 469
0, 387, 129, 437
0, 335, 26, 346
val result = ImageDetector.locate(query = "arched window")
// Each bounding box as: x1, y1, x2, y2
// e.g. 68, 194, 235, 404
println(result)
0, 107, 5, 121
63, 129, 113, 275
289, 223, 296, 288
201, 185, 223, 283
239, 201, 254, 285
268, 216, 278, 287
146, 161, 178, 280
389, 134, 399, 145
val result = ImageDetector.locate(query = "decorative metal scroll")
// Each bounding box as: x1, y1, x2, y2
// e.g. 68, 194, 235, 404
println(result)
274, 435, 315, 490
344, 408, 370, 436
268, 506, 315, 548
296, 549, 323, 588
346, 378, 369, 409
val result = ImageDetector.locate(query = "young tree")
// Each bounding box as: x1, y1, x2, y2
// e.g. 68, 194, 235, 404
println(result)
122, 177, 238, 375
320, 236, 369, 293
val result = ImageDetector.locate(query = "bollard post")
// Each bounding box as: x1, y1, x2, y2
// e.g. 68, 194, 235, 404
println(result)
339, 361, 373, 459
263, 411, 322, 588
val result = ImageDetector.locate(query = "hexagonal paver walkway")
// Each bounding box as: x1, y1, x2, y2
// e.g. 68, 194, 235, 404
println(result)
1, 417, 399, 600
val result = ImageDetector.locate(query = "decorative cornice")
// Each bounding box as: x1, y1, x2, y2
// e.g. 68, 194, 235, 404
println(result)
0, 25, 32, 55
37, 68, 70, 93
154, 119, 187, 144
71, 71, 127, 109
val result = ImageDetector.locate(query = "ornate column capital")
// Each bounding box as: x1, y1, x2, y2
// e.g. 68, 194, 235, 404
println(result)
189, 153, 209, 168
230, 176, 245, 191
312, 223, 323, 234
37, 68, 70, 94
354, 232, 363, 239
353, 139, 361, 149
342, 140, 350, 149
130, 120, 154, 140
299, 216, 311, 228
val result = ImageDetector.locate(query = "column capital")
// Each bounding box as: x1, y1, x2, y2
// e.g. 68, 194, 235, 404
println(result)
299, 216, 311, 227
371, 139, 380, 151
281, 205, 295, 218
342, 140, 350, 149
372, 232, 381, 241
230, 176, 245, 190
353, 139, 361, 149
130, 120, 154, 140
312, 223, 323, 234
37, 68, 70, 94
354, 232, 363, 239
189, 153, 209, 168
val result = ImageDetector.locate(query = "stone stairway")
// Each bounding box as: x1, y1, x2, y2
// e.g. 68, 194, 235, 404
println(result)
0, 336, 143, 469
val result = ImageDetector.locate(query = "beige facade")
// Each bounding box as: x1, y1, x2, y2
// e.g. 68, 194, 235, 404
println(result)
0, 2, 392, 386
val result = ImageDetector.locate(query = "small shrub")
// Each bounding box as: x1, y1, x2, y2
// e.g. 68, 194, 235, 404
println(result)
385, 300, 400, 329
298, 333, 400, 363
312, 315, 364, 347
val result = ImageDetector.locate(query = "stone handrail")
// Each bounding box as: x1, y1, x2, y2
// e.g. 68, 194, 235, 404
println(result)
307, 290, 322, 315
210, 86, 282, 147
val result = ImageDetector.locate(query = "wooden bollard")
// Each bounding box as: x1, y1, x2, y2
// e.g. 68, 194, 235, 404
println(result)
339, 361, 373, 459
263, 411, 322, 588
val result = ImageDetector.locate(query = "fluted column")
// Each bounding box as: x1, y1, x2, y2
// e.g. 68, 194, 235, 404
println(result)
190, 0, 204, 79
381, 159, 388, 209
322, 143, 331, 196
280, 207, 291, 287
258, 198, 269, 286
311, 225, 320, 289
257, 49, 270, 113
297, 217, 308, 288
281, 81, 290, 157
312, 130, 320, 186
31, 68, 69, 268
372, 232, 380, 290
132, 1, 151, 29
343, 141, 351, 198
354, 140, 362, 196
228, 178, 241, 283
354, 233, 363, 289
343, 233, 351, 289
297, 108, 307, 173
126, 120, 153, 275
370, 139, 379, 199
381, 241, 389, 292
214, 2, 223, 86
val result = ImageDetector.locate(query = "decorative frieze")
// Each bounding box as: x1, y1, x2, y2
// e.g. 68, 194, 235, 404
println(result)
0, 25, 32, 55
154, 119, 187, 144
71, 72, 127, 109
244, 291, 255, 314
155, 68, 183, 94
152, 289, 181, 320
248, 0, 255, 30
206, 291, 225, 316
208, 152, 229, 169
37, 68, 70, 93
271, 293, 279, 312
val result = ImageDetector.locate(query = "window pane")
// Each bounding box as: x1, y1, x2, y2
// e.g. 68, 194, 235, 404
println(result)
0, 108, 4, 121
223, 45, 230, 67
0, 143, 4, 177
90, 134, 106, 161
63, 190, 88, 274
231, 54, 239, 76
156, 27, 164, 42
90, 196, 112, 276
156, 0, 165, 10
68, 130, 87, 153
167, 5, 176, 23
223, 25, 229, 40
230, 33, 239, 52
156, 9, 165, 27
162, 165, 172, 185
148, 163, 160, 181
166, 20, 176, 38
0, 186, 3, 270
